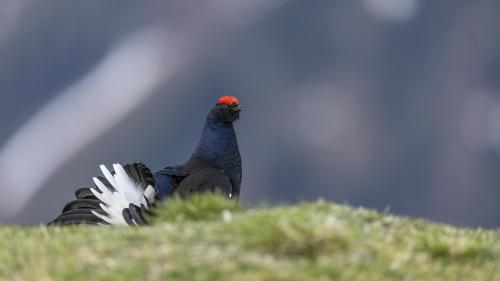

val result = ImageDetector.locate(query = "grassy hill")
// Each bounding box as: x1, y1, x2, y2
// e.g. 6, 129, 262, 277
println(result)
1, 195, 499, 281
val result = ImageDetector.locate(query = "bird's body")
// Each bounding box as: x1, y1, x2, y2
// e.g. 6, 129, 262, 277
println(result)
49, 96, 242, 226
154, 104, 242, 199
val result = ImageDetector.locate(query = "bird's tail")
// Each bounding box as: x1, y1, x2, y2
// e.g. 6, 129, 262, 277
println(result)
48, 163, 157, 226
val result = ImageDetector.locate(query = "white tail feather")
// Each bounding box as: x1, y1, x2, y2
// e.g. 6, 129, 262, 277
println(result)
100, 164, 117, 187
89, 163, 154, 225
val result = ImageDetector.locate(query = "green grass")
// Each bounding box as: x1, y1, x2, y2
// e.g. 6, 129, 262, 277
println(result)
1, 194, 499, 281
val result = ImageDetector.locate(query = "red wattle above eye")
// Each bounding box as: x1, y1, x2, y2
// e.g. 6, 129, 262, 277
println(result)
218, 96, 240, 106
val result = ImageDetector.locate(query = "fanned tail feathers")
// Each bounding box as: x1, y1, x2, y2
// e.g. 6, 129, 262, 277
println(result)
49, 163, 157, 226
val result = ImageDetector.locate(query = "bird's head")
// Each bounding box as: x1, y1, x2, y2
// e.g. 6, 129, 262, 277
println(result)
210, 96, 241, 126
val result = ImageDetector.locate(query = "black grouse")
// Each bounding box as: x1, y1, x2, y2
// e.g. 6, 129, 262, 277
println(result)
49, 96, 242, 226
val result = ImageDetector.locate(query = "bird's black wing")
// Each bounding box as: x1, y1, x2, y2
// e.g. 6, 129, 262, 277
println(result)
48, 163, 157, 226
198, 172, 233, 197
175, 164, 233, 198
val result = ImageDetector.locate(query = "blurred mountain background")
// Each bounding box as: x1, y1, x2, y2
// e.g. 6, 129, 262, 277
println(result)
1, 0, 499, 227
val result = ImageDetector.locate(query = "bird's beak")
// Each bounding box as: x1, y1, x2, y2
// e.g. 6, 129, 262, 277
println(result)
233, 106, 241, 112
